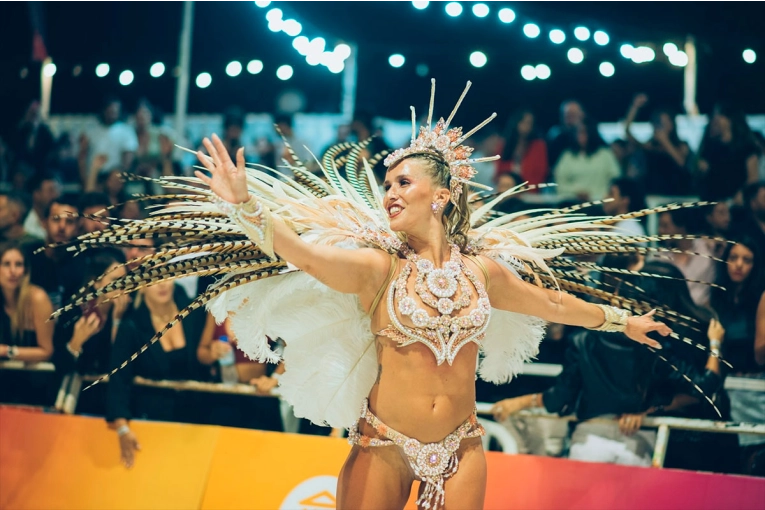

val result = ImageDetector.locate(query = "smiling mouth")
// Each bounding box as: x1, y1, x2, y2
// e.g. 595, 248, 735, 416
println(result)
388, 205, 403, 218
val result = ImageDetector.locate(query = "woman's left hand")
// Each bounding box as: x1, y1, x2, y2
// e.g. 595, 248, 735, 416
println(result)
625, 310, 671, 349
250, 375, 279, 395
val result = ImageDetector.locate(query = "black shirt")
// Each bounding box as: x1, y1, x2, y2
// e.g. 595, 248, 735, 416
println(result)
700, 139, 760, 201
23, 240, 85, 312
105, 289, 210, 422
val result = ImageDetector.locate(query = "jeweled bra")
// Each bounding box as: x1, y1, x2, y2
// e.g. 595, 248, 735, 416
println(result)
378, 245, 491, 365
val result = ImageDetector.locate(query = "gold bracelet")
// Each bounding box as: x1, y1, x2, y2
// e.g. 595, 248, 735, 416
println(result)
587, 304, 631, 333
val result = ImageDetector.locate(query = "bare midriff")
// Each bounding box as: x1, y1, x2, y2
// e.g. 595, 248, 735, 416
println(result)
366, 335, 479, 444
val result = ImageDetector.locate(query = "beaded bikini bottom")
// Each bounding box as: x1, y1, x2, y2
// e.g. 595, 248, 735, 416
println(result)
347, 398, 485, 509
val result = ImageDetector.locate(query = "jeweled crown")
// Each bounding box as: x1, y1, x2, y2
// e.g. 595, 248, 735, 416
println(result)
383, 79, 499, 204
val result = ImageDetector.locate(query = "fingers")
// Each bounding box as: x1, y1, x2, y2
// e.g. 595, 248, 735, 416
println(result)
642, 336, 662, 349
203, 137, 223, 169
211, 134, 233, 165
194, 170, 212, 185
236, 147, 245, 171
644, 309, 656, 318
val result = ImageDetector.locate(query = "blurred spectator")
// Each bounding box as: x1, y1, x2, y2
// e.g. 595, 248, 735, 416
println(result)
0, 191, 37, 244
495, 109, 549, 188
697, 102, 761, 202
655, 208, 716, 307
23, 195, 83, 310
0, 137, 10, 184
52, 249, 128, 414
53, 249, 128, 373
23, 172, 61, 240
220, 107, 247, 162
78, 192, 111, 234
11, 101, 55, 174
634, 262, 735, 474
197, 315, 284, 431
754, 131, 765, 181
625, 94, 692, 196
106, 281, 210, 468
711, 235, 765, 475
553, 118, 621, 202
124, 238, 156, 271
350, 110, 392, 184
602, 178, 647, 238
51, 134, 82, 185
0, 241, 54, 362
470, 130, 503, 188
731, 182, 765, 255
547, 100, 585, 168
255, 137, 278, 170
704, 202, 732, 258
81, 96, 138, 191
609, 138, 640, 179
492, 259, 727, 468
134, 99, 181, 186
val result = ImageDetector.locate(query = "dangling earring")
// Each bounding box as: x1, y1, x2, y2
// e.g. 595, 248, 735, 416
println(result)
431, 202, 441, 215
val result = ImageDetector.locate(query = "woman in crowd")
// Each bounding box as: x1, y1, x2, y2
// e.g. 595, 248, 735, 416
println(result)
492, 260, 728, 469
704, 202, 732, 258
0, 241, 55, 405
554, 117, 621, 202
197, 315, 285, 431
52, 248, 128, 414
0, 240, 54, 362
711, 235, 765, 475
624, 94, 692, 196
698, 102, 761, 202
495, 109, 548, 188
106, 281, 209, 468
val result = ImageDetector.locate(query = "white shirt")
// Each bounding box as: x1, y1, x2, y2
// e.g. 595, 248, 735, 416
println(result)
22, 209, 46, 240
87, 121, 139, 173
657, 238, 716, 307
554, 147, 621, 201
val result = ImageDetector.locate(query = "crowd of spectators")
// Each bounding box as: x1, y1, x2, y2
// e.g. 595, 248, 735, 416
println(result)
0, 91, 763, 476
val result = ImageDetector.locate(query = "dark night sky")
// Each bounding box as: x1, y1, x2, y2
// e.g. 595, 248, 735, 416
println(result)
0, 1, 763, 136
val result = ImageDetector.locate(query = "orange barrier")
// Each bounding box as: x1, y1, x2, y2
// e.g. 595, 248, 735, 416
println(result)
1, 407, 763, 510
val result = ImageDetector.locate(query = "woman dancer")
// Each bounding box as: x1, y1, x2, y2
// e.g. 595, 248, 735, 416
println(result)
58, 81, 692, 509
192, 95, 668, 509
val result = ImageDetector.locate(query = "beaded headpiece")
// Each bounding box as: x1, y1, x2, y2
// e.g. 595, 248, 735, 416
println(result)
383, 79, 499, 205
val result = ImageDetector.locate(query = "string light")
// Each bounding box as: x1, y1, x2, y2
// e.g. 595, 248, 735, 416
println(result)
498, 8, 515, 23
445, 2, 462, 17
119, 70, 134, 86
276, 65, 294, 80
549, 29, 565, 44
523, 23, 540, 38
567, 48, 584, 64
247, 60, 263, 74
599, 62, 615, 77
469, 51, 487, 68
195, 72, 211, 88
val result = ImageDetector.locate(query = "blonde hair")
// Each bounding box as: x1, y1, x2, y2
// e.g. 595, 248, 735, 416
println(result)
0, 242, 33, 342
395, 153, 472, 252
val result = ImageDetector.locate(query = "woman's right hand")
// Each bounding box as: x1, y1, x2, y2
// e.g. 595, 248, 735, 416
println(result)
211, 340, 232, 360
194, 134, 250, 204
72, 314, 102, 348
708, 319, 725, 344
119, 430, 141, 468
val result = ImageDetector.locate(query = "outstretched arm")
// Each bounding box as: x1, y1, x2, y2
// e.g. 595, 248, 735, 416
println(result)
483, 256, 669, 348
194, 134, 390, 302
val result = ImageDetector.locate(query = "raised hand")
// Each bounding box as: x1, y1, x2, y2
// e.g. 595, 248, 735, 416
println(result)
194, 134, 250, 204
625, 309, 671, 349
